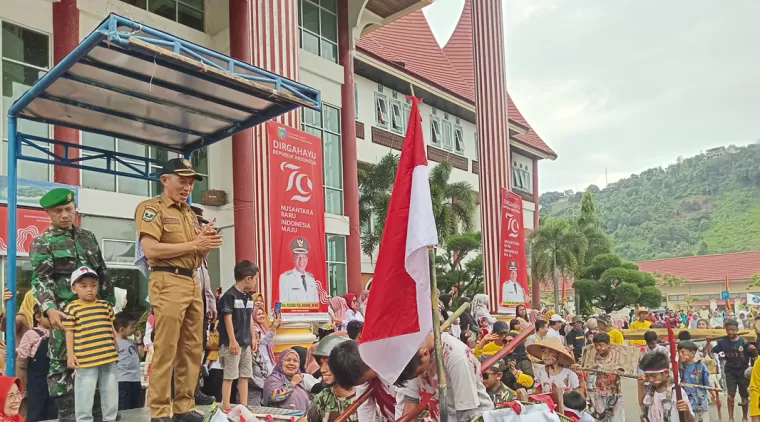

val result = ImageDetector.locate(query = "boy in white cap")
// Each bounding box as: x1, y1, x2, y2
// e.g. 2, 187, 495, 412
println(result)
62, 266, 119, 422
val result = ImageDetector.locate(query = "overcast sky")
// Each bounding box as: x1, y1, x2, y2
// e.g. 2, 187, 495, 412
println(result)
422, 0, 760, 193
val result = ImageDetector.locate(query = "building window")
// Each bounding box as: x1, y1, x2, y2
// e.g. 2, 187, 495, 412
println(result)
354, 84, 359, 120
430, 115, 442, 145
390, 100, 403, 134
325, 234, 346, 296
1, 22, 51, 181
298, 0, 338, 63
454, 126, 464, 155
667, 294, 685, 301
302, 105, 343, 215
118, 0, 204, 32
81, 133, 208, 198
374, 92, 389, 129
512, 161, 532, 193
82, 216, 149, 318
441, 120, 453, 151
403, 105, 411, 131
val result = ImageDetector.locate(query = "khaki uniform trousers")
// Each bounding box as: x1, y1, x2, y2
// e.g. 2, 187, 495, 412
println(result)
148, 271, 204, 418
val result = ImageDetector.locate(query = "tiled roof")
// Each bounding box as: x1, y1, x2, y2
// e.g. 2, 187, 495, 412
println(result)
636, 251, 760, 283
357, 1, 557, 158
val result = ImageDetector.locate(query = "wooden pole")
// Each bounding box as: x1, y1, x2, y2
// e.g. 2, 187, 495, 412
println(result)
668, 327, 686, 422
429, 246, 448, 422
440, 302, 470, 332
332, 385, 376, 422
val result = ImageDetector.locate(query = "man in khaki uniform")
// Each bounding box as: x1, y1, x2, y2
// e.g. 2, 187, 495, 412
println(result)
135, 158, 222, 422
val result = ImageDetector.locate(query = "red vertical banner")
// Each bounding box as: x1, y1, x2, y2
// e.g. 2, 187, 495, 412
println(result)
497, 189, 529, 314
267, 121, 329, 314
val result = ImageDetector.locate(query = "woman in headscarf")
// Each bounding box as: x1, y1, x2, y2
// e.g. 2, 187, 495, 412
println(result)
253, 306, 279, 375
342, 293, 364, 327
0, 376, 23, 422
1, 290, 34, 351
329, 297, 347, 331
471, 294, 496, 331
263, 349, 311, 411
113, 287, 128, 314
251, 293, 271, 327
439, 294, 460, 339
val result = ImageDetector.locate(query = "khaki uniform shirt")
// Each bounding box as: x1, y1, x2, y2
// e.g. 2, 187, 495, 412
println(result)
134, 194, 201, 270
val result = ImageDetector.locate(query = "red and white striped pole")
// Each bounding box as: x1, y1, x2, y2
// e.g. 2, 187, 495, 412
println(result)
471, 0, 513, 313
229, 0, 299, 300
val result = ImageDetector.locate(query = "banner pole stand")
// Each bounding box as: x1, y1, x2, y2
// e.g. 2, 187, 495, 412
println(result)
429, 246, 448, 422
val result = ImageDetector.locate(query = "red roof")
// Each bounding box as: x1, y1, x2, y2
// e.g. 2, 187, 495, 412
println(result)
636, 251, 760, 283
357, 1, 557, 158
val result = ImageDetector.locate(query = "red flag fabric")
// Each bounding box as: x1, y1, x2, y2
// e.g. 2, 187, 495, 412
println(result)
358, 96, 438, 384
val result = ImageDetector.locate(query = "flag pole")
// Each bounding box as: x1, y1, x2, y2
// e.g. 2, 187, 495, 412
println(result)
429, 246, 448, 422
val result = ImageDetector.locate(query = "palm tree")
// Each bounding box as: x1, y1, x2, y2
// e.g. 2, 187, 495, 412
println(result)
358, 157, 476, 258
358, 152, 398, 260
529, 218, 589, 312
428, 161, 476, 242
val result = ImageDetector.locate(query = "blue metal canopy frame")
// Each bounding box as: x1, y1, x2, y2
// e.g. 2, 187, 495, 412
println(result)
4, 13, 321, 375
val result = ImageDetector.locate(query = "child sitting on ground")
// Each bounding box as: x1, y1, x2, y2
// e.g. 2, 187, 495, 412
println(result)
63, 267, 119, 422
114, 312, 144, 411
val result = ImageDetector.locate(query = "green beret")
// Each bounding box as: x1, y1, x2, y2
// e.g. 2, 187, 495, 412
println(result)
40, 188, 75, 208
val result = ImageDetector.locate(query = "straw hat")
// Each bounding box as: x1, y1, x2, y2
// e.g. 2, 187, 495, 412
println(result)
636, 308, 650, 317
526, 338, 575, 367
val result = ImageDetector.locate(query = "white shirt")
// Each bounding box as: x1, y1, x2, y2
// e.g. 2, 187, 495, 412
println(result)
278, 268, 319, 304
501, 280, 525, 305
417, 333, 493, 422
535, 367, 579, 393
343, 308, 365, 327
547, 327, 564, 344
643, 387, 693, 422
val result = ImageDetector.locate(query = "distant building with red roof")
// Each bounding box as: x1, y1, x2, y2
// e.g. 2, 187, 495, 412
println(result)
636, 251, 760, 309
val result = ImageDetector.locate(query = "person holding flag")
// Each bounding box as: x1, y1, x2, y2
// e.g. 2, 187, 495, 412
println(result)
357, 96, 492, 422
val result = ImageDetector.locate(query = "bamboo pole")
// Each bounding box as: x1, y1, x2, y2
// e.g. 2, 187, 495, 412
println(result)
580, 368, 722, 392
429, 246, 448, 422
332, 385, 376, 422
440, 302, 470, 331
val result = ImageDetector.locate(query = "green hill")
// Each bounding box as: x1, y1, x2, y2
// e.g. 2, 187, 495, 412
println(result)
540, 143, 760, 261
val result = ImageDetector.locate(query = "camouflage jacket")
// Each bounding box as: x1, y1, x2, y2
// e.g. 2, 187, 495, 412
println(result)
488, 383, 516, 408
30, 225, 114, 313
306, 388, 358, 422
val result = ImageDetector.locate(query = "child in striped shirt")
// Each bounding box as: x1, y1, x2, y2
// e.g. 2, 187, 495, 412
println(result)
63, 266, 119, 422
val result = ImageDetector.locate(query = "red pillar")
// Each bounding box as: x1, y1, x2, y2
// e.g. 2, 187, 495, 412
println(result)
52, 0, 80, 185
472, 0, 512, 313
337, 0, 362, 295
531, 158, 540, 309
229, 0, 257, 263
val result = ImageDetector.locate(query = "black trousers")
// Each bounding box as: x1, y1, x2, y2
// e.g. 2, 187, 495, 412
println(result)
118, 381, 142, 410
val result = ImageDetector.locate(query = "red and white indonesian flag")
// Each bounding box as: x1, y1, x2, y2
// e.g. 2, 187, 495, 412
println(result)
359, 96, 438, 384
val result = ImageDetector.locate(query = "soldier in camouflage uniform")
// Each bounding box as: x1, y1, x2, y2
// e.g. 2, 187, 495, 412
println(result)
30, 188, 115, 422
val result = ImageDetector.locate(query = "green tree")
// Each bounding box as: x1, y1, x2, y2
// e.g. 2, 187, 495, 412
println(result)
429, 161, 476, 242
697, 240, 709, 255
574, 253, 661, 313
358, 153, 398, 259
436, 232, 482, 295
577, 190, 613, 265
529, 218, 588, 312
748, 272, 760, 290
653, 272, 687, 288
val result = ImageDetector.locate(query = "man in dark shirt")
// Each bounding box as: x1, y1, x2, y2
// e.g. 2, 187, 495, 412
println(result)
712, 318, 756, 422
565, 316, 585, 362
218, 260, 259, 411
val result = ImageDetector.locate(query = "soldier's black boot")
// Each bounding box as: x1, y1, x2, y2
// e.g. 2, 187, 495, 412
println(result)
55, 394, 76, 422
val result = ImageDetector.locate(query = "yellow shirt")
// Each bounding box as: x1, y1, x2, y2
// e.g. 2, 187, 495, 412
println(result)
607, 328, 624, 344
473, 341, 534, 389
62, 299, 118, 368
628, 320, 652, 345
749, 358, 760, 416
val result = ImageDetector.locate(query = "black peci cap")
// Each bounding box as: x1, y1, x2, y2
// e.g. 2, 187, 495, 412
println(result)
161, 158, 203, 181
